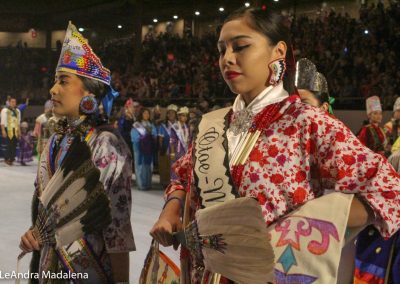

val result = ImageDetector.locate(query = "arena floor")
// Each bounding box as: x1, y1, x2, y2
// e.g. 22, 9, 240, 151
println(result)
0, 158, 179, 283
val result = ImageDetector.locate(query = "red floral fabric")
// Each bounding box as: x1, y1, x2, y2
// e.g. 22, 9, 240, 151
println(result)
166, 98, 400, 239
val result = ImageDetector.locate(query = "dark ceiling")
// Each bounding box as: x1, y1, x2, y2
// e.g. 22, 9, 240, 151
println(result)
0, 0, 327, 32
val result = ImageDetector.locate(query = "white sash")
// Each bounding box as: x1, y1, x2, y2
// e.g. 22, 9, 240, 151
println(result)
193, 107, 237, 208
134, 122, 148, 137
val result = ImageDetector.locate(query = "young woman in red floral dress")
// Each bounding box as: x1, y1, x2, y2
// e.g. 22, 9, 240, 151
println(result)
150, 7, 400, 283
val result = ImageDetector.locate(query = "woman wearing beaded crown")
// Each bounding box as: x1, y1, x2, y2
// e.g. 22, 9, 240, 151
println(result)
169, 106, 190, 180
19, 22, 135, 283
158, 104, 178, 188
150, 7, 400, 283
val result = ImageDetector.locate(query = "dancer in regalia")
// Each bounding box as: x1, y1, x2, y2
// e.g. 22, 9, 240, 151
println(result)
295, 58, 335, 115
150, 8, 399, 284
357, 96, 390, 157
19, 22, 135, 283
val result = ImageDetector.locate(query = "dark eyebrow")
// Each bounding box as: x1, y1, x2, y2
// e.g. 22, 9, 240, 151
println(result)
218, 35, 252, 45
55, 74, 71, 80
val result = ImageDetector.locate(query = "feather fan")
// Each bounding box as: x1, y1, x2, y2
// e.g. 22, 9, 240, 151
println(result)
182, 197, 275, 284
19, 137, 111, 259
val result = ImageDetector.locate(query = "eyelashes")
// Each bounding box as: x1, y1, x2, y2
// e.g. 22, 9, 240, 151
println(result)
218, 44, 251, 56
233, 44, 250, 52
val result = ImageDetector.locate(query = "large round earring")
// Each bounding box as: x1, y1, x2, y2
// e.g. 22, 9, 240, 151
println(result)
79, 96, 98, 115
267, 58, 286, 86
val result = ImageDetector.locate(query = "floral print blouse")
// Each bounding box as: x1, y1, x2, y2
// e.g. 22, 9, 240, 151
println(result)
166, 96, 400, 239
89, 130, 136, 253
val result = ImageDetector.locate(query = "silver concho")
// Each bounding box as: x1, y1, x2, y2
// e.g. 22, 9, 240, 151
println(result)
229, 109, 253, 135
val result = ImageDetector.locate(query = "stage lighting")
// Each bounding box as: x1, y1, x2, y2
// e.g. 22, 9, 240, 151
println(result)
195, 11, 200, 16
219, 7, 225, 12
117, 25, 122, 29
173, 15, 178, 19
245, 2, 250, 7
78, 28, 84, 32
153, 18, 158, 23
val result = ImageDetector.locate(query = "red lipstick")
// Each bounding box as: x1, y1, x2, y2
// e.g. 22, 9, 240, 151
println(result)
225, 71, 242, 80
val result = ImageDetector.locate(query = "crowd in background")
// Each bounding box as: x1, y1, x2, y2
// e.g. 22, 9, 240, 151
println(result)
293, 1, 400, 109
0, 2, 399, 110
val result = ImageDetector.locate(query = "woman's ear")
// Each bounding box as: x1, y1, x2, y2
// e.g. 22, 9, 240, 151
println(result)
273, 41, 287, 59
321, 102, 329, 112
81, 88, 95, 98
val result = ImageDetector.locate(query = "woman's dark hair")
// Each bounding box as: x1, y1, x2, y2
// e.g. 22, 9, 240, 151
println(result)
316, 92, 330, 104
223, 7, 296, 94
79, 76, 109, 124
165, 109, 177, 124
80, 76, 108, 102
138, 108, 151, 122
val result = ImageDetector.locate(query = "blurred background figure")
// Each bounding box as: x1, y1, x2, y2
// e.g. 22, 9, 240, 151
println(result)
32, 100, 53, 157
384, 97, 400, 147
1, 97, 20, 165
17, 121, 33, 166
357, 96, 389, 157
131, 108, 157, 190
157, 104, 177, 188
169, 106, 189, 179
118, 98, 136, 156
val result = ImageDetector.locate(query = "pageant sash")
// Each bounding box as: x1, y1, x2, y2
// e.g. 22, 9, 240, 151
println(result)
193, 107, 237, 208
172, 123, 189, 152
267, 192, 356, 284
133, 122, 148, 137
161, 122, 173, 137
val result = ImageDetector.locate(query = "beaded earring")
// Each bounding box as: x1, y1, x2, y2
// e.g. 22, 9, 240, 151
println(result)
79, 96, 98, 115
267, 58, 286, 86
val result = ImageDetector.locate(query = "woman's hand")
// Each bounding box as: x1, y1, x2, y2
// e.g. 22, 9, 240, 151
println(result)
19, 229, 40, 253
150, 191, 185, 249
150, 214, 182, 249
